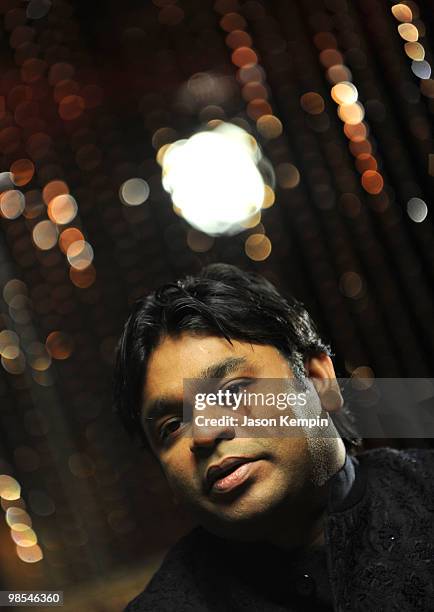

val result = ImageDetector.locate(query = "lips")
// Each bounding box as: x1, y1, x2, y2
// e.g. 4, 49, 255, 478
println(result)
205, 457, 255, 492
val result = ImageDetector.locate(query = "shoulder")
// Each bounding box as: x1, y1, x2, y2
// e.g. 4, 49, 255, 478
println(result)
356, 446, 434, 477
124, 528, 222, 612
355, 446, 434, 505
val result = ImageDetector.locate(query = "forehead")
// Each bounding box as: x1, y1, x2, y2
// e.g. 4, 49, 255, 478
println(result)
143, 333, 287, 404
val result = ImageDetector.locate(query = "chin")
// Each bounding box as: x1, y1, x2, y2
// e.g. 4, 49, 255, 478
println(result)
199, 493, 287, 541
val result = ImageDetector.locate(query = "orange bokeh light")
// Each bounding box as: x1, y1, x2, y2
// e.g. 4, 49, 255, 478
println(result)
59, 228, 85, 254
69, 264, 96, 289
361, 170, 384, 194
10, 158, 35, 186
42, 180, 69, 205
231, 47, 257, 68
58, 95, 85, 121
46, 331, 74, 360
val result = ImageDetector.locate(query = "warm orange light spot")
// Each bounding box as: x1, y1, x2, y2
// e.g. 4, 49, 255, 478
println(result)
404, 42, 425, 61
220, 12, 246, 32
242, 81, 268, 101
16, 543, 43, 563
391, 4, 413, 22
69, 264, 96, 289
361, 170, 384, 194
397, 23, 418, 42
42, 180, 69, 205
59, 228, 85, 254
331, 82, 358, 105
226, 29, 252, 49
53, 79, 79, 103
231, 47, 258, 68
10, 158, 35, 186
344, 122, 369, 142
300, 92, 325, 115
48, 194, 78, 225
245, 234, 272, 261
319, 49, 343, 68
355, 154, 377, 173
349, 139, 372, 157
256, 115, 283, 139
338, 102, 365, 125
246, 98, 272, 120
46, 331, 74, 360
58, 95, 85, 121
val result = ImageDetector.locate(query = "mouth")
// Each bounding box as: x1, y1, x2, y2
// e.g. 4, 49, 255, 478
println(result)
205, 457, 259, 494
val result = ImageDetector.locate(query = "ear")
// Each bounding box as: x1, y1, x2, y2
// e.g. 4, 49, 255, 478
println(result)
305, 354, 343, 412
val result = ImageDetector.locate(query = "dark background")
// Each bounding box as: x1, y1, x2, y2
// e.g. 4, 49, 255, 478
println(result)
0, 0, 433, 609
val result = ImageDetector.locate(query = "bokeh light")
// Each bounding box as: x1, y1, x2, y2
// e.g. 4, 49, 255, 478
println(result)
32, 220, 58, 250
58, 95, 85, 120
10, 158, 35, 186
407, 197, 427, 222
45, 331, 74, 360
186, 229, 215, 252
42, 180, 69, 205
331, 82, 358, 105
6, 507, 32, 529
66, 240, 94, 270
275, 163, 300, 189
411, 60, 431, 80
69, 264, 96, 288
391, 4, 413, 22
0, 190, 25, 219
361, 170, 384, 194
26, 342, 51, 371
244, 233, 272, 261
300, 92, 325, 115
256, 114, 282, 139
338, 102, 365, 125
404, 42, 425, 61
2, 350, 26, 375
47, 194, 78, 224
0, 475, 21, 500
59, 227, 84, 254
161, 122, 267, 235
3, 279, 27, 304
11, 526, 37, 547
397, 23, 419, 42
16, 543, 43, 563
119, 178, 150, 206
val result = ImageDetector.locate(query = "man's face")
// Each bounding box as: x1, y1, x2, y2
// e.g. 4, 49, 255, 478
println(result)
142, 333, 345, 540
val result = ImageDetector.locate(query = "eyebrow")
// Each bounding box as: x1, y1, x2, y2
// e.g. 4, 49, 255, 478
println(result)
142, 356, 248, 425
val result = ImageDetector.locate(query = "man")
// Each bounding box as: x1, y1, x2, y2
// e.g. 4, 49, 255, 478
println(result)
114, 263, 434, 611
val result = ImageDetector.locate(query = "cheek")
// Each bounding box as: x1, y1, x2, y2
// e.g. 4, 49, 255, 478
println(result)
160, 450, 196, 497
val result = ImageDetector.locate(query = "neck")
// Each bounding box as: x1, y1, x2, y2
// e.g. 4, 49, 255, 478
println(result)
264, 482, 330, 552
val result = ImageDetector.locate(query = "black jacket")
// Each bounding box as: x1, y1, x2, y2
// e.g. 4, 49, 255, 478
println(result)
125, 448, 434, 611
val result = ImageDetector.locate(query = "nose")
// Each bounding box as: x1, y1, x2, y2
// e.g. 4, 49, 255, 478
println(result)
189, 411, 236, 453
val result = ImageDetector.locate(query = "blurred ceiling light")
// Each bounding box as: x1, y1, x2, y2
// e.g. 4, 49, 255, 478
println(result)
407, 197, 427, 222
0, 475, 21, 500
161, 122, 271, 235
119, 178, 150, 206
391, 4, 413, 22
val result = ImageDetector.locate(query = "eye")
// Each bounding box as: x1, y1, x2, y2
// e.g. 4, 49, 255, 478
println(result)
222, 379, 252, 396
159, 417, 183, 442
224, 382, 244, 396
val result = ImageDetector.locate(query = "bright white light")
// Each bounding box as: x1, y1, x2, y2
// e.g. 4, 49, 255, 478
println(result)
162, 123, 266, 236
407, 197, 428, 222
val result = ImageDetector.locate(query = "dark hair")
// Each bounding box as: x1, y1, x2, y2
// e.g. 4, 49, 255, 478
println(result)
113, 263, 360, 451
